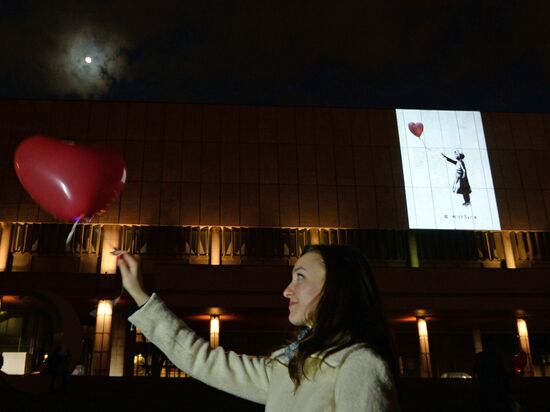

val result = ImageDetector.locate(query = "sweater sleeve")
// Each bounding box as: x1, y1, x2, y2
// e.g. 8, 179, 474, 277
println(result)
334, 349, 400, 412
128, 293, 271, 404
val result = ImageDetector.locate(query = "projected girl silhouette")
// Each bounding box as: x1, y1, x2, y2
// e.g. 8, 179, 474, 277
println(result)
442, 150, 471, 206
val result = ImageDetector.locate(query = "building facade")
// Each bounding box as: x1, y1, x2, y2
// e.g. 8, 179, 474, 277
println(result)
0, 100, 549, 381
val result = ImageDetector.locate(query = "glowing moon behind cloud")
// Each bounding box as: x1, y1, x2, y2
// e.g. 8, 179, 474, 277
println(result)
49, 28, 132, 98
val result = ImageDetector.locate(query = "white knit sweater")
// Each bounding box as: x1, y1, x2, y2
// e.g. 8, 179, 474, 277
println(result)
129, 293, 400, 412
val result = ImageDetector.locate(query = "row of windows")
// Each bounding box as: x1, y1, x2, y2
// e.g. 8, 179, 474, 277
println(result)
220, 227, 410, 261
7, 223, 550, 264
10, 224, 102, 255
121, 225, 210, 256
416, 230, 503, 261
510, 231, 550, 261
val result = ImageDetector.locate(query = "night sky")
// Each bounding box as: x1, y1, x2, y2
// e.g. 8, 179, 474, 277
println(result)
0, 0, 548, 112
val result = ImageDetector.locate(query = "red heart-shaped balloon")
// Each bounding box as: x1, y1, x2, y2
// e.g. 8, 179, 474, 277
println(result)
408, 122, 424, 138
14, 136, 127, 222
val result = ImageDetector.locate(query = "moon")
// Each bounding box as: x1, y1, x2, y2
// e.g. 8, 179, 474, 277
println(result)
48, 27, 131, 98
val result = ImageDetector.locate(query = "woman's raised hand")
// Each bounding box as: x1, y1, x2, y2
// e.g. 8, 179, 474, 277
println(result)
112, 250, 151, 307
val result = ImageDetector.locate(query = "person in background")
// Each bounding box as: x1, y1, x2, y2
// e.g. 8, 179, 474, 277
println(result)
47, 346, 71, 393
115, 244, 400, 411
474, 348, 523, 412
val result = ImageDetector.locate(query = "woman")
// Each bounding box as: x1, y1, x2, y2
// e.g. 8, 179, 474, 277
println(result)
115, 244, 400, 411
442, 150, 472, 206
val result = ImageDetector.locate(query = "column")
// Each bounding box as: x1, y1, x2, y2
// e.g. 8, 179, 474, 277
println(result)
91, 300, 112, 375
408, 231, 419, 268
472, 329, 483, 354
516, 318, 535, 376
108, 313, 126, 376
100, 225, 121, 274
93, 225, 121, 374
502, 231, 516, 269
0, 222, 13, 271
210, 227, 221, 265
210, 315, 220, 348
309, 228, 320, 245
544, 358, 550, 377
417, 317, 432, 377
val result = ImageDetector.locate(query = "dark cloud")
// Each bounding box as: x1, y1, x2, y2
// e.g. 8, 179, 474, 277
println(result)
43, 27, 132, 98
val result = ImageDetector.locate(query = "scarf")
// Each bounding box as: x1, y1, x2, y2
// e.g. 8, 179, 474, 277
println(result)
284, 327, 310, 361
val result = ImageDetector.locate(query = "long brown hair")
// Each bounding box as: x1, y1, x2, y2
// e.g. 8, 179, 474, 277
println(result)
287, 244, 398, 387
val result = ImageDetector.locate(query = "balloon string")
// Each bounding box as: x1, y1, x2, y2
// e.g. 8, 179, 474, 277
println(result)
421, 140, 432, 152
65, 216, 82, 249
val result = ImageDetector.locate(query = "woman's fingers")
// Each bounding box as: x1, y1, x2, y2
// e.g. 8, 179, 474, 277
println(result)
113, 251, 129, 274
111, 250, 137, 276
121, 252, 139, 275
116, 257, 130, 277
110, 250, 150, 306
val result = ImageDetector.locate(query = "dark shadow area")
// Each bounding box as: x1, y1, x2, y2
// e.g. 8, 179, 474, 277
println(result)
1, 375, 549, 412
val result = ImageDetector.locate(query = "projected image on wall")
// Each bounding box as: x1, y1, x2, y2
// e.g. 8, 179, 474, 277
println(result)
395, 109, 500, 230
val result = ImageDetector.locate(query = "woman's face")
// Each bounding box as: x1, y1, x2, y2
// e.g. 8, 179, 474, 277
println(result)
283, 251, 326, 326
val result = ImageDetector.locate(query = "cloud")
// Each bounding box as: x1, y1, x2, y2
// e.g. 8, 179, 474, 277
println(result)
47, 27, 133, 98
0, 0, 548, 111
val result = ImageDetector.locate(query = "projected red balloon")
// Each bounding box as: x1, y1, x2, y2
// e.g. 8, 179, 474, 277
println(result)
408, 122, 424, 138
14, 136, 127, 222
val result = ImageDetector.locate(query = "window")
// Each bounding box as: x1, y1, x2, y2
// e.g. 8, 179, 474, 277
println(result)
416, 230, 504, 263
121, 226, 210, 257
511, 231, 550, 265
10, 223, 102, 255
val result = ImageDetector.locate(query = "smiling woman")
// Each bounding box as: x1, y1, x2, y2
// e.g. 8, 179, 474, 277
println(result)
115, 244, 400, 411
283, 251, 326, 326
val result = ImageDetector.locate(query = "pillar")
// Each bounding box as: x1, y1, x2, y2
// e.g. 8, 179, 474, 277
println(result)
108, 313, 126, 376
417, 317, 432, 377
91, 300, 113, 375
309, 228, 320, 245
502, 231, 516, 269
210, 227, 220, 265
210, 315, 220, 348
472, 329, 483, 354
408, 231, 419, 268
92, 225, 121, 375
100, 225, 121, 274
516, 318, 535, 376
0, 223, 13, 271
